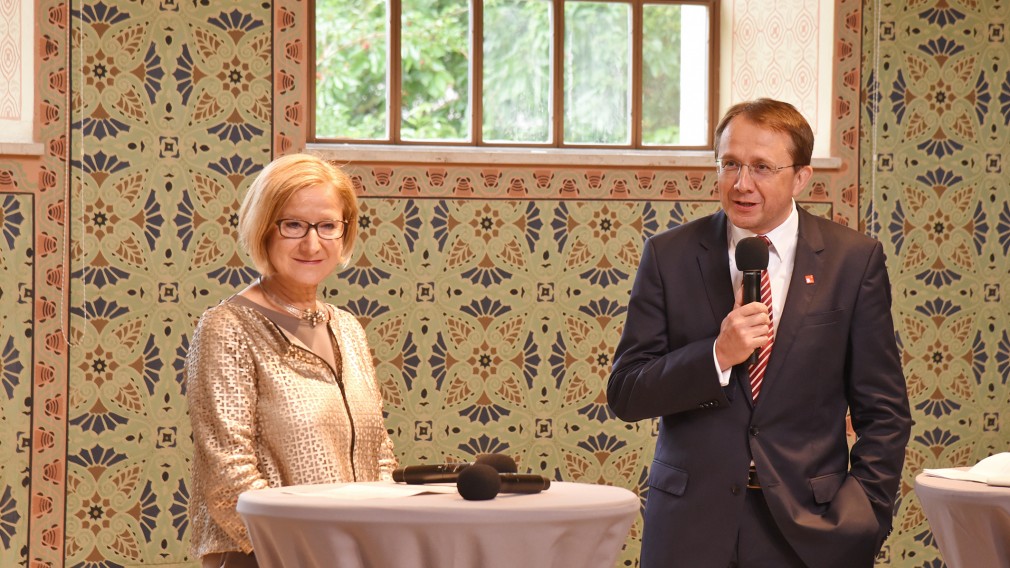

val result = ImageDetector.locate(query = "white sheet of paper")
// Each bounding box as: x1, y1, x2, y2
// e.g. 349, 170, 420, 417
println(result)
924, 452, 1010, 486
281, 482, 459, 500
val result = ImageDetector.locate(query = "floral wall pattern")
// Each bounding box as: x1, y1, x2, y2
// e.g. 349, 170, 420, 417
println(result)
0, 0, 1007, 567
862, 1, 1010, 564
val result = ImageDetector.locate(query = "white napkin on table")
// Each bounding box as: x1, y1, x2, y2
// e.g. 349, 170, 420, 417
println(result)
924, 452, 1010, 487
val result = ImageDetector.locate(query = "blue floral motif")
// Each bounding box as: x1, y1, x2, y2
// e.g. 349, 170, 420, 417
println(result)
916, 132, 963, 158
914, 393, 961, 418
1, 195, 23, 250
0, 485, 20, 548
971, 331, 988, 385
78, 1, 130, 27
550, 203, 572, 253
973, 71, 991, 125
174, 190, 196, 250
458, 434, 509, 457
69, 403, 128, 434
579, 264, 628, 288
137, 482, 160, 541
461, 259, 512, 287
81, 150, 130, 180
207, 118, 264, 144
174, 45, 196, 106
208, 154, 262, 183
207, 265, 259, 288
461, 297, 511, 323
142, 335, 163, 395
998, 330, 1010, 385
429, 332, 449, 390
865, 70, 882, 125
2, 337, 22, 398
520, 333, 539, 389
548, 332, 567, 390
68, 444, 128, 471
80, 109, 130, 139
339, 265, 392, 288
522, 201, 543, 252
889, 70, 909, 125
169, 479, 189, 541
207, 9, 264, 34
77, 264, 131, 289
971, 202, 988, 255
1001, 71, 1010, 125
140, 43, 165, 104
916, 167, 962, 190
459, 398, 509, 424
912, 427, 960, 453
918, 5, 965, 28
918, 37, 965, 62
998, 201, 1010, 256
401, 199, 422, 252
341, 298, 390, 320
914, 298, 961, 320
141, 191, 164, 250
577, 432, 627, 454
399, 332, 421, 389
578, 297, 627, 322
431, 200, 451, 250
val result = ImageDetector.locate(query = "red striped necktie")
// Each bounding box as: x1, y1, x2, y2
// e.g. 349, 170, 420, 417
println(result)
749, 235, 774, 401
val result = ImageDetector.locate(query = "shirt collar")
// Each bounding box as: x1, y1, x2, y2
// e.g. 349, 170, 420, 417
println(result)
728, 200, 799, 260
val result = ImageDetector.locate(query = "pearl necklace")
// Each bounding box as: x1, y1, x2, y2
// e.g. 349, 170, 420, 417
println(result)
257, 277, 329, 327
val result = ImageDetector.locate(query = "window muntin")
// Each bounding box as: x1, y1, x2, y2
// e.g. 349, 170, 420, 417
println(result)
312, 0, 715, 149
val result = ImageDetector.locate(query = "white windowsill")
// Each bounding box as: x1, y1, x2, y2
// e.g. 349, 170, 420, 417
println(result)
0, 141, 45, 156
307, 143, 843, 170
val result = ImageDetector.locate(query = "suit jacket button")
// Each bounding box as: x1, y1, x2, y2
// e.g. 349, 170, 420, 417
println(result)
730, 484, 741, 495
749, 426, 760, 436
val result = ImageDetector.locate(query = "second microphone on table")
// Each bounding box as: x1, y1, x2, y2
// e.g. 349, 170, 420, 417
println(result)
393, 453, 517, 484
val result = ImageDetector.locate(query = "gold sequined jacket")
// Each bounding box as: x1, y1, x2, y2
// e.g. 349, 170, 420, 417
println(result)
185, 298, 397, 557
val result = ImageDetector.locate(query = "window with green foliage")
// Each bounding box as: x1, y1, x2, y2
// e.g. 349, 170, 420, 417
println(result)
313, 0, 715, 148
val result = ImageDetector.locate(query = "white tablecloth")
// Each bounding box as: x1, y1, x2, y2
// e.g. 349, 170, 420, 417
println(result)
238, 480, 640, 568
914, 472, 1010, 568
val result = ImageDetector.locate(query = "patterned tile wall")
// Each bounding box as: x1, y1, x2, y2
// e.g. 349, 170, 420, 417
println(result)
862, 1, 1010, 565
2, 0, 1007, 566
0, 187, 32, 567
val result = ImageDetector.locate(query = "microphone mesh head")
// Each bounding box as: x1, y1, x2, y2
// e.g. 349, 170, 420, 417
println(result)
735, 236, 769, 271
457, 464, 501, 501
475, 453, 517, 474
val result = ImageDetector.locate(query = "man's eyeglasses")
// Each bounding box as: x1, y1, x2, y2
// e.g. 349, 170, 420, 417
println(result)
275, 219, 349, 240
715, 159, 799, 180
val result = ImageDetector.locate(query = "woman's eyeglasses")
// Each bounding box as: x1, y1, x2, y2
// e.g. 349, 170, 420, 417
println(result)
275, 219, 349, 240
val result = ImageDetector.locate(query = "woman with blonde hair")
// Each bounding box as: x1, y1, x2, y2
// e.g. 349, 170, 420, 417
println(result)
186, 153, 396, 567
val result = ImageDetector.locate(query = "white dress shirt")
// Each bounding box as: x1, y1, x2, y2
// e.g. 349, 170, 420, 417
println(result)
714, 202, 800, 385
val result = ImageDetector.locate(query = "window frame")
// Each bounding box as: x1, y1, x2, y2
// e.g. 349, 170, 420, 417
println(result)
308, 0, 720, 151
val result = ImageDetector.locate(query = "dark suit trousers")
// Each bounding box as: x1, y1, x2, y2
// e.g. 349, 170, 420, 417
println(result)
729, 488, 807, 568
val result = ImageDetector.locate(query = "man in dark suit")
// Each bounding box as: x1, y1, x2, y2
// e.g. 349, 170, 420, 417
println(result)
607, 99, 911, 568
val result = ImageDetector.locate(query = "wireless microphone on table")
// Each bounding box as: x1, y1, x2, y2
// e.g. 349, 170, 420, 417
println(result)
456, 463, 551, 501
393, 453, 517, 484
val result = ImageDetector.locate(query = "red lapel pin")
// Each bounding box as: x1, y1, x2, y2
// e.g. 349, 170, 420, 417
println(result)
804, 274, 815, 284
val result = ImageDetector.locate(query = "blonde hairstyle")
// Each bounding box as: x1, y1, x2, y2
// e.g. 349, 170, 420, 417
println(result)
237, 153, 359, 275
714, 98, 814, 166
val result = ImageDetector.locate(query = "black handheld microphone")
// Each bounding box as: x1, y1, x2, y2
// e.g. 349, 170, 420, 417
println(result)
393, 453, 517, 484
456, 463, 551, 501
735, 236, 770, 366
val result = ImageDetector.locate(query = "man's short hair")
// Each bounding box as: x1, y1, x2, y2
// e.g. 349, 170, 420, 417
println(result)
714, 98, 814, 166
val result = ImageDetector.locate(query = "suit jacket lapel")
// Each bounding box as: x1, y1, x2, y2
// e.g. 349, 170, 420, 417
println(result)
697, 211, 734, 325
761, 208, 825, 400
